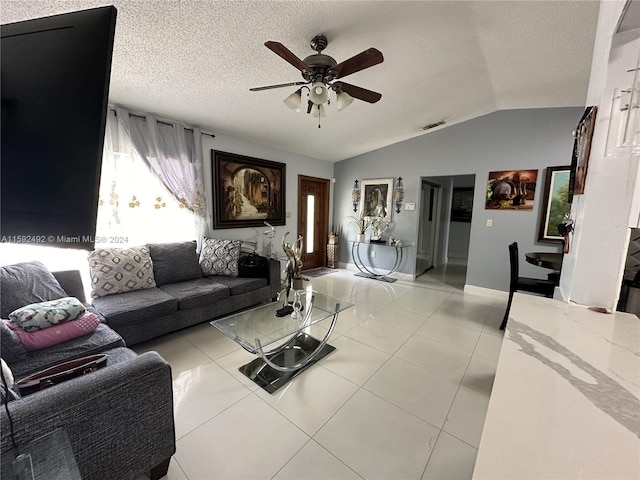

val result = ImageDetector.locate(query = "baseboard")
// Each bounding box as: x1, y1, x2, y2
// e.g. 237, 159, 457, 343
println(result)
463, 284, 508, 299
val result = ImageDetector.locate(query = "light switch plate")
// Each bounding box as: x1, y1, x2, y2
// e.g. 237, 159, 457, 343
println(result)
404, 203, 415, 211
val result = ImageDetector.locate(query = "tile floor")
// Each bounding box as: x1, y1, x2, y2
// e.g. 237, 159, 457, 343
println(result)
134, 265, 506, 480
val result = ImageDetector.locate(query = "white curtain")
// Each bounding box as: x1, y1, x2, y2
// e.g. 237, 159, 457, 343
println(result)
115, 106, 208, 245
96, 109, 207, 247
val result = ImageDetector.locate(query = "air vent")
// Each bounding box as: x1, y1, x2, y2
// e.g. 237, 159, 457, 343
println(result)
422, 121, 446, 131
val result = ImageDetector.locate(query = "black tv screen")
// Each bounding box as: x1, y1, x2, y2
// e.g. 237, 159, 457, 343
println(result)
1, 6, 117, 250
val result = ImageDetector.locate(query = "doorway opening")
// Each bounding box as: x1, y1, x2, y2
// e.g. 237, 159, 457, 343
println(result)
297, 175, 330, 270
416, 174, 475, 289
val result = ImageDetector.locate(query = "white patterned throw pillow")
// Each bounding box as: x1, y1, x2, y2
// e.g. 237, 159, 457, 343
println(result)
88, 246, 156, 298
199, 238, 241, 277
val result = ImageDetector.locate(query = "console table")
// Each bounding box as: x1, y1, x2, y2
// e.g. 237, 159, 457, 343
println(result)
351, 241, 408, 283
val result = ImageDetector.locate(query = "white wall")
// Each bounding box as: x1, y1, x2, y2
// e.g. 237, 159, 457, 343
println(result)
560, 0, 640, 310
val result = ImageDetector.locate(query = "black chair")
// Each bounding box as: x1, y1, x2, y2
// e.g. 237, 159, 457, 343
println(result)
500, 242, 556, 330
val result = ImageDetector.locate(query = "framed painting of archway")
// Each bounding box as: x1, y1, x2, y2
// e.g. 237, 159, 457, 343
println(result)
212, 150, 286, 229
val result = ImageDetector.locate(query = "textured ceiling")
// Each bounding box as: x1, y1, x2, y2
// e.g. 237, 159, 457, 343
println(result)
1, 1, 600, 162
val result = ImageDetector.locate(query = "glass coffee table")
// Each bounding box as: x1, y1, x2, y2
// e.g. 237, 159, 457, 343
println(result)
211, 290, 352, 393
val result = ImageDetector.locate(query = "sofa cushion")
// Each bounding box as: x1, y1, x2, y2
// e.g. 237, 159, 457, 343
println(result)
148, 241, 202, 286
88, 246, 156, 298
92, 287, 177, 329
199, 238, 241, 277
0, 261, 67, 318
0, 320, 28, 363
5, 312, 101, 351
7, 323, 125, 379
9, 297, 86, 332
208, 276, 268, 296
159, 279, 230, 310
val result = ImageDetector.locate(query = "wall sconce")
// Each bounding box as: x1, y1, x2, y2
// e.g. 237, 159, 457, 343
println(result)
394, 177, 404, 213
352, 180, 360, 212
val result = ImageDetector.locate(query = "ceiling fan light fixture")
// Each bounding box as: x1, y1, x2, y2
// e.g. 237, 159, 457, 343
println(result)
336, 91, 354, 111
283, 89, 303, 112
309, 81, 329, 104
311, 103, 326, 117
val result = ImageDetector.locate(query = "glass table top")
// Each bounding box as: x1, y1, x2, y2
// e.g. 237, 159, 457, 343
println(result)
211, 290, 352, 353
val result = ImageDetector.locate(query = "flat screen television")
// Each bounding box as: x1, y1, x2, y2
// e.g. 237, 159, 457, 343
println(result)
1, 6, 117, 250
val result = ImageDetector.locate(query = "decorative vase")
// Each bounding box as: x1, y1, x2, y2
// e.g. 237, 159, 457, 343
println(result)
356, 233, 365, 243
327, 235, 339, 269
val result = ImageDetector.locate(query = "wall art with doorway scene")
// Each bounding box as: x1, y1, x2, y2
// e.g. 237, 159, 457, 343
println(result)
537, 166, 571, 243
360, 178, 393, 220
211, 150, 286, 229
485, 169, 538, 210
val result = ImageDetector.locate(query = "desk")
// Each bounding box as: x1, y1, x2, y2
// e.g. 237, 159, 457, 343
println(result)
525, 252, 563, 270
351, 241, 407, 283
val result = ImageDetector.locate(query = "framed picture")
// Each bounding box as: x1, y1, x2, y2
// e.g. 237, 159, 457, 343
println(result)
211, 150, 286, 229
360, 178, 393, 220
450, 187, 474, 222
569, 106, 597, 198
485, 169, 538, 210
538, 166, 572, 243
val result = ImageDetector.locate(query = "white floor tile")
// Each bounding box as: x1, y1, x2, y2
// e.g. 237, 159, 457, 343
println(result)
139, 265, 502, 480
422, 432, 478, 480
181, 321, 241, 360
315, 389, 439, 480
415, 318, 481, 352
273, 440, 363, 480
173, 361, 251, 439
320, 335, 391, 385
395, 335, 473, 383
443, 385, 490, 448
133, 333, 212, 379
364, 356, 459, 428
390, 289, 452, 316
343, 319, 412, 354
255, 364, 359, 435
473, 332, 504, 361
214, 345, 263, 391
461, 352, 498, 394
175, 394, 309, 480
375, 305, 431, 333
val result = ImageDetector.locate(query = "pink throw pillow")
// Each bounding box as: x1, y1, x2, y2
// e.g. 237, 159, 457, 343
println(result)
4, 312, 100, 351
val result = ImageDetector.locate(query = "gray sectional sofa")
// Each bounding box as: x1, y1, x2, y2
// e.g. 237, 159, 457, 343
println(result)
89, 240, 281, 345
0, 262, 175, 480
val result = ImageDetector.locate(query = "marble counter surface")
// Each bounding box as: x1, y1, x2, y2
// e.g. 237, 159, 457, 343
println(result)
473, 293, 640, 479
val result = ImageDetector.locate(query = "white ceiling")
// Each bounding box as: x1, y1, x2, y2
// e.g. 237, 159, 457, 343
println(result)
1, 1, 601, 162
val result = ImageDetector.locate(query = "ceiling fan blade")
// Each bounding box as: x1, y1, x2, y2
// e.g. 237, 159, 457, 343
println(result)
334, 82, 382, 103
250, 81, 308, 92
330, 48, 383, 79
265, 41, 311, 74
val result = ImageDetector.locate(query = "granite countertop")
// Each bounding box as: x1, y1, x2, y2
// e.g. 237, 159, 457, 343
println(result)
473, 293, 640, 479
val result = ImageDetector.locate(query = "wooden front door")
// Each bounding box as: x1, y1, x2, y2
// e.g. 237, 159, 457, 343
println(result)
297, 175, 329, 270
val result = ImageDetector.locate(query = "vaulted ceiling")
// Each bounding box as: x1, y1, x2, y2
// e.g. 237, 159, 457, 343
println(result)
1, 1, 600, 161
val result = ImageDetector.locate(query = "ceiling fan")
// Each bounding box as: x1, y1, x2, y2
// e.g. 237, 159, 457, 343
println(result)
250, 34, 383, 125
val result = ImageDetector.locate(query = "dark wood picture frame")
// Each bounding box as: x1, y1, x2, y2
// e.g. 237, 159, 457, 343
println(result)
211, 150, 286, 229
450, 187, 474, 222
538, 166, 571, 243
569, 106, 597, 199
